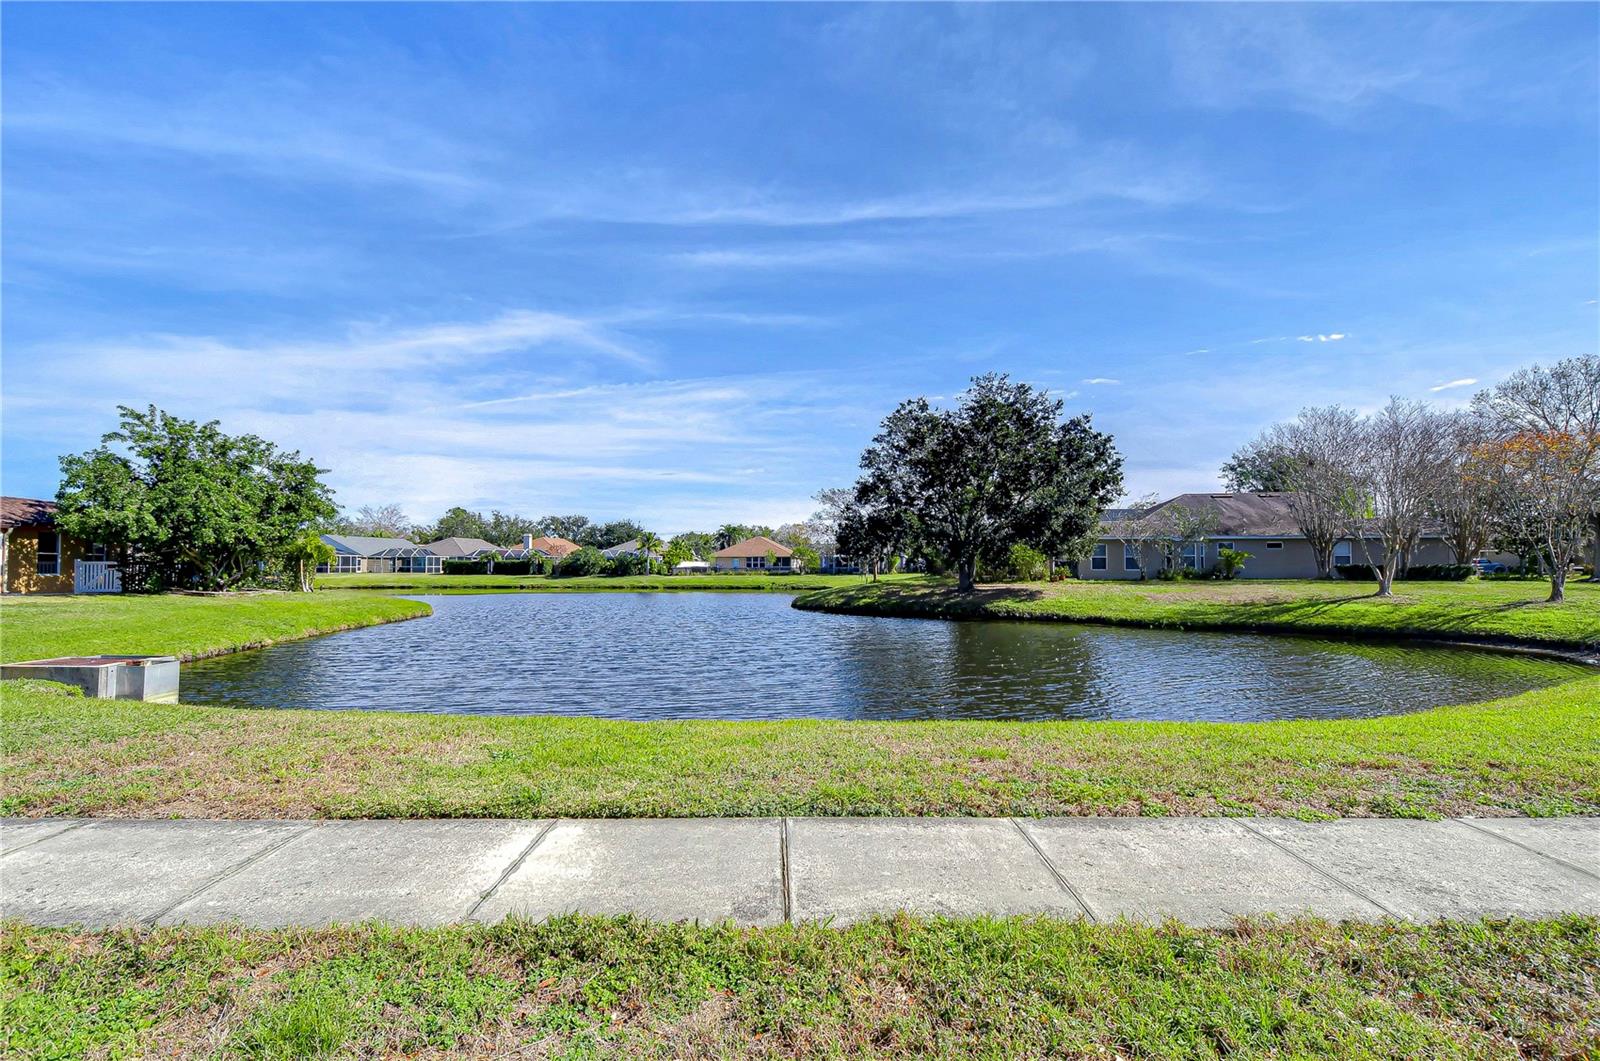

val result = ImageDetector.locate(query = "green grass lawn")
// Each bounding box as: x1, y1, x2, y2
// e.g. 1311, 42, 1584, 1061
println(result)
5, 674, 1596, 819
795, 577, 1600, 651
0, 592, 430, 664
4, 914, 1595, 1058
315, 571, 907, 592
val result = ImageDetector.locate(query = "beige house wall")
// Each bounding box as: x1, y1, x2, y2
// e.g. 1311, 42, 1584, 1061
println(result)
2, 527, 92, 594
1079, 535, 1502, 581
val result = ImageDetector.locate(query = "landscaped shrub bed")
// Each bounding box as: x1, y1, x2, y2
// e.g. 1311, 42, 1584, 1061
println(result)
1334, 563, 1475, 581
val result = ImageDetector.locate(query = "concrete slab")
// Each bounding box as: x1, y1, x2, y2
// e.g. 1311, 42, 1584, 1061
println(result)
788, 817, 1082, 924
1457, 818, 1600, 878
161, 819, 549, 928
1249, 819, 1600, 920
1, 820, 304, 928
1, 819, 86, 854
475, 819, 783, 925
1022, 818, 1385, 925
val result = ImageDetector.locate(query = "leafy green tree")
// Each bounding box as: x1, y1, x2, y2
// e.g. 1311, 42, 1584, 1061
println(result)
671, 532, 717, 563
1220, 440, 1300, 493
790, 543, 820, 573
663, 539, 693, 572
539, 514, 592, 542
587, 519, 648, 548
285, 531, 336, 591
555, 545, 608, 577
1215, 547, 1251, 580
56, 405, 335, 590
854, 374, 1123, 592
713, 524, 751, 549
429, 507, 490, 541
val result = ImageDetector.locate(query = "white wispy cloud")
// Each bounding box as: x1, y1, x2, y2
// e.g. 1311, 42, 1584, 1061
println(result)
1296, 333, 1347, 342
1081, 377, 1121, 385
1429, 378, 1478, 392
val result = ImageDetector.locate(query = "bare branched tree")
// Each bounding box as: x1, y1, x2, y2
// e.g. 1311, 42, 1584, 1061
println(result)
1247, 407, 1365, 578
1353, 398, 1456, 597
1472, 356, 1600, 602
1111, 493, 1165, 580
1433, 412, 1500, 566
342, 503, 413, 538
1151, 502, 1219, 574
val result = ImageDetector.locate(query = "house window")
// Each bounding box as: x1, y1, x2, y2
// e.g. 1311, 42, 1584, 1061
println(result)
1181, 542, 1205, 570
86, 542, 109, 562
1265, 541, 1283, 550
1090, 544, 1107, 570
1333, 541, 1353, 566
1216, 541, 1234, 553
747, 556, 766, 570
1123, 544, 1140, 571
36, 531, 60, 576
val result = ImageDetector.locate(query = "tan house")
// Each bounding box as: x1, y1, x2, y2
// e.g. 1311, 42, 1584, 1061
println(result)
713, 535, 796, 572
1078, 491, 1512, 580
1, 497, 103, 594
519, 535, 582, 560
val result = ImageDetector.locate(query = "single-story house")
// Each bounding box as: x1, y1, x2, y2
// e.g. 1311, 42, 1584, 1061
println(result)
600, 538, 662, 561
1, 497, 108, 594
515, 535, 581, 560
713, 535, 796, 572
419, 537, 502, 560
316, 534, 439, 574
1077, 492, 1515, 580
817, 551, 862, 574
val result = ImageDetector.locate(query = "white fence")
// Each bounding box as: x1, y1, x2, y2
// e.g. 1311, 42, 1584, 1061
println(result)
74, 560, 123, 594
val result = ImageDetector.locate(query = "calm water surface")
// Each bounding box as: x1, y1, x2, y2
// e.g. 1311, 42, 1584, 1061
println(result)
182, 593, 1590, 722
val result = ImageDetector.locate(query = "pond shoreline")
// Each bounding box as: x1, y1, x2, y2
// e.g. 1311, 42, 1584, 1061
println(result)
792, 581, 1600, 667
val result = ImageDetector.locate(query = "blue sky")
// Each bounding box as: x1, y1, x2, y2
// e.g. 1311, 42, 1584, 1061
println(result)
3, 3, 1596, 533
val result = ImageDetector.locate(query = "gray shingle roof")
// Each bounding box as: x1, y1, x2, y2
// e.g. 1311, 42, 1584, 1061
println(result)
320, 534, 420, 556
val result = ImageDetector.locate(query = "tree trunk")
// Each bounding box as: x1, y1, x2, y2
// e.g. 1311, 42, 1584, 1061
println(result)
1375, 559, 1396, 597
957, 557, 977, 593
1549, 566, 1566, 603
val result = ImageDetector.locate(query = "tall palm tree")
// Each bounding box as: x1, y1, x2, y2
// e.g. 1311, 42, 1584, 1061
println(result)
636, 531, 665, 572
714, 524, 745, 550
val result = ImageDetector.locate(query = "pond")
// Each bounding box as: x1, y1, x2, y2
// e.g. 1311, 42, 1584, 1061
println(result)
180, 593, 1591, 723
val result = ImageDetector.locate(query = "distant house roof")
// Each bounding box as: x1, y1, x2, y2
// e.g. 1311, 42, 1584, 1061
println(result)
1098, 492, 1427, 539
320, 533, 421, 557
420, 536, 502, 558
525, 535, 581, 559
714, 535, 793, 559
0, 497, 57, 530
600, 538, 662, 559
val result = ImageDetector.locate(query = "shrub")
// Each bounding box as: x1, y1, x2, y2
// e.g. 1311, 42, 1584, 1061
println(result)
1214, 547, 1251, 580
491, 558, 534, 576
442, 559, 491, 575
608, 553, 653, 576
981, 543, 1049, 582
556, 546, 608, 577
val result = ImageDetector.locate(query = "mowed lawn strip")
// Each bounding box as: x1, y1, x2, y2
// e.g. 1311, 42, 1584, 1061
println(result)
4, 914, 1596, 1059
315, 571, 909, 592
5, 675, 1597, 819
0, 593, 431, 664
795, 578, 1600, 651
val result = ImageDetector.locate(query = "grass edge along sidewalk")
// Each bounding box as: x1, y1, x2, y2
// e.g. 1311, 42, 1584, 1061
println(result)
0, 592, 431, 665
2, 914, 1596, 1059
4, 674, 1597, 820
793, 578, 1600, 654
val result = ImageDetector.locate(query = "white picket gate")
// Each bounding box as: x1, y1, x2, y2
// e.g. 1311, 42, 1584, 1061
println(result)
74, 560, 123, 594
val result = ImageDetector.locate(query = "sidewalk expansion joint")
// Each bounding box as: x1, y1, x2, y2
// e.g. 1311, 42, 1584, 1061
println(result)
0, 819, 92, 856
779, 818, 793, 924
1234, 819, 1399, 918
466, 819, 558, 923
1009, 818, 1097, 923
1451, 818, 1599, 882
144, 822, 320, 926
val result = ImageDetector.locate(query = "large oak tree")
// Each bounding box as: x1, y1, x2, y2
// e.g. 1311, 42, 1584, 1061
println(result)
854, 374, 1123, 592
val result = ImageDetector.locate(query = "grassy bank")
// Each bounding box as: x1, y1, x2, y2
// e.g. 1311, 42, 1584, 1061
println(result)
795, 578, 1600, 652
0, 592, 431, 664
316, 571, 907, 592
5, 675, 1596, 819
4, 914, 1595, 1058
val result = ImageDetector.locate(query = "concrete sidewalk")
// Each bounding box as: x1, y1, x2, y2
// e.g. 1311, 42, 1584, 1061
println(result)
3, 816, 1595, 929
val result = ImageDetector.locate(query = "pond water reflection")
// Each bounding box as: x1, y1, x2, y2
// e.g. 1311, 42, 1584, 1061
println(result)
182, 593, 1590, 722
